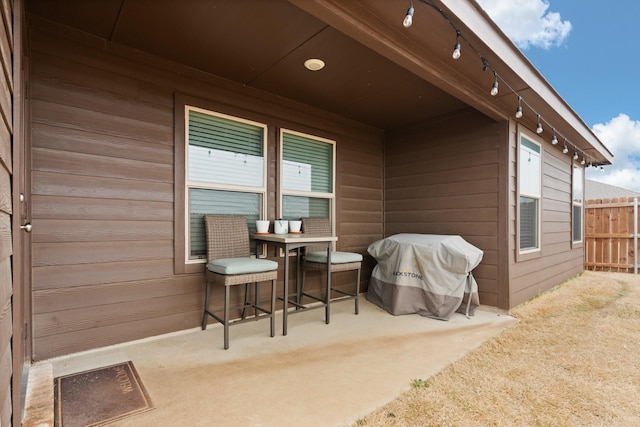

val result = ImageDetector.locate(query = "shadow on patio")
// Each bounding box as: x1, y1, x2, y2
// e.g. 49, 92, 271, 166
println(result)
30, 298, 516, 427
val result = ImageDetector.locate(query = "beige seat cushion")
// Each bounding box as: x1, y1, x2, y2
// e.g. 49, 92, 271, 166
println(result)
207, 258, 278, 275
305, 251, 362, 264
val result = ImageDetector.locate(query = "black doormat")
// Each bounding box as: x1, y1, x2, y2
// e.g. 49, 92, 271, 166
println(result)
54, 361, 153, 427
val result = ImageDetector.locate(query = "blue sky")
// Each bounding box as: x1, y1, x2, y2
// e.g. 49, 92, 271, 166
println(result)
476, 0, 640, 191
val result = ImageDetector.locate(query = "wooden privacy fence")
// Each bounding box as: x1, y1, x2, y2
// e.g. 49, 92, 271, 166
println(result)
585, 197, 639, 273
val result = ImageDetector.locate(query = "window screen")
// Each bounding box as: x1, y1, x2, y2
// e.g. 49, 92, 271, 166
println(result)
519, 135, 541, 252
281, 130, 334, 221
189, 189, 260, 259
186, 108, 266, 261
573, 166, 583, 243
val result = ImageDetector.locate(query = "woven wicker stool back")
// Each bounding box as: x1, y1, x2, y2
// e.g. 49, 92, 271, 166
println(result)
204, 215, 250, 260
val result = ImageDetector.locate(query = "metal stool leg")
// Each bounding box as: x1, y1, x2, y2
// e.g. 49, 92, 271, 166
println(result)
202, 280, 210, 330
325, 248, 331, 324
270, 278, 276, 337
223, 285, 230, 350
298, 270, 306, 307
254, 282, 260, 319
241, 283, 250, 319
355, 268, 361, 315
325, 270, 330, 324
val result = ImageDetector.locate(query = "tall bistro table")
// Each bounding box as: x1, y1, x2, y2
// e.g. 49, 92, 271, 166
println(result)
253, 233, 337, 335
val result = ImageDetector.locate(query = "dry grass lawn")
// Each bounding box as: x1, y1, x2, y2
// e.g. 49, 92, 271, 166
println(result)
353, 271, 640, 427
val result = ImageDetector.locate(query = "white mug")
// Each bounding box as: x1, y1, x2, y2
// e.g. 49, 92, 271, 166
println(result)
274, 219, 288, 234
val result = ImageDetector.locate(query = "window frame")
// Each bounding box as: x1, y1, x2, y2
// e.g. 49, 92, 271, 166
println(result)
517, 132, 542, 258
279, 128, 336, 235
572, 164, 584, 246
175, 99, 268, 273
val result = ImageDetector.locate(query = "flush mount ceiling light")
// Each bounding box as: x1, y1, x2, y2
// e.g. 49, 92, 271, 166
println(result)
304, 58, 325, 71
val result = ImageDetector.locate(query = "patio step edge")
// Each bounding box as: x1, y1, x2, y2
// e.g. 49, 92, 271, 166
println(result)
22, 361, 54, 427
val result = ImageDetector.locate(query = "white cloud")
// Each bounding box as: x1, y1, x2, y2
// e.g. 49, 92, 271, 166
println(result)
587, 114, 640, 192
476, 2, 638, 191
476, 0, 572, 49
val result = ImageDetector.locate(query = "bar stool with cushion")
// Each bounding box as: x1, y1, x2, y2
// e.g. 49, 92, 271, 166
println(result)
201, 215, 279, 349
300, 217, 363, 314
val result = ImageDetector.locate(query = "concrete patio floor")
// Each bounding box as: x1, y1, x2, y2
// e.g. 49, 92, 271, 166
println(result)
32, 297, 517, 427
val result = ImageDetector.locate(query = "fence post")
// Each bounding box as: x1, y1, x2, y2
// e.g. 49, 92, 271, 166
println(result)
635, 197, 638, 274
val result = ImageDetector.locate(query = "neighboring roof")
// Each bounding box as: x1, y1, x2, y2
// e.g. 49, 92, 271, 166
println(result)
585, 179, 640, 201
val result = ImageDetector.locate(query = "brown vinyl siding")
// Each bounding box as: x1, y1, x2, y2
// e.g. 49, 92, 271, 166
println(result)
0, 0, 12, 423
509, 126, 584, 307
384, 110, 502, 307
29, 19, 383, 359
0, 265, 11, 426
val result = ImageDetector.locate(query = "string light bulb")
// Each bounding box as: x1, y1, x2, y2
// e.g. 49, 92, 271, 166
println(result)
536, 115, 543, 134
452, 30, 461, 59
403, 1, 414, 28
515, 97, 523, 119
490, 72, 499, 96
396, 2, 607, 171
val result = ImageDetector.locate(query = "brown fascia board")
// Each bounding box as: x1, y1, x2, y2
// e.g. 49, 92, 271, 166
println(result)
440, 0, 613, 164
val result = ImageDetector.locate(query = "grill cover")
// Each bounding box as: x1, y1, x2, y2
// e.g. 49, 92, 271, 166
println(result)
366, 234, 483, 320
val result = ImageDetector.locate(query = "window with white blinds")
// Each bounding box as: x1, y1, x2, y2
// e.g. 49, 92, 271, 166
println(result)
519, 135, 541, 252
186, 107, 266, 261
572, 166, 583, 243
280, 130, 335, 222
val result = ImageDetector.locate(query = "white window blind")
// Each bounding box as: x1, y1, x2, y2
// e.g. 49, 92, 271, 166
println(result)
520, 138, 541, 196
188, 110, 264, 187
282, 131, 333, 193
